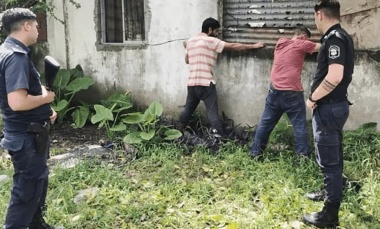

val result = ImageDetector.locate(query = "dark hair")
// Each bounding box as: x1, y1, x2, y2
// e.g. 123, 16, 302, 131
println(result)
314, 0, 340, 20
294, 26, 311, 38
201, 17, 220, 33
1, 8, 36, 34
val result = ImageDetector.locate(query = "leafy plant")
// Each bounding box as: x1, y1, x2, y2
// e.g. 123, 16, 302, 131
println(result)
122, 101, 182, 144
90, 93, 133, 140
52, 65, 95, 126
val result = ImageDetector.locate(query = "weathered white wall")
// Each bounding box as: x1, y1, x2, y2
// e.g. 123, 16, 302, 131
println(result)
341, 0, 380, 50
48, 0, 219, 112
47, 0, 380, 130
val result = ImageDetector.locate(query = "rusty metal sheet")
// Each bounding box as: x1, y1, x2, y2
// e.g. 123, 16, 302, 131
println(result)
222, 0, 318, 46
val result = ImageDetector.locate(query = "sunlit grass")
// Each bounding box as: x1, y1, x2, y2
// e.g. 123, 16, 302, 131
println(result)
1, 123, 379, 228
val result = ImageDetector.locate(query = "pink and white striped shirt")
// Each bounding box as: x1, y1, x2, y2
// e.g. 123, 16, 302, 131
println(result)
186, 33, 225, 86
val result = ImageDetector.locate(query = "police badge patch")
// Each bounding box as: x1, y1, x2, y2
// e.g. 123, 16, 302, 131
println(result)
329, 45, 340, 59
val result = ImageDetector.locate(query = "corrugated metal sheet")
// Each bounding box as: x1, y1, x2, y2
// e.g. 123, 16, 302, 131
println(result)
222, 0, 319, 46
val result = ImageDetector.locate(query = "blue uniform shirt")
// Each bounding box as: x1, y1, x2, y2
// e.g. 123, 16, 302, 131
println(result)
311, 24, 354, 101
0, 37, 52, 132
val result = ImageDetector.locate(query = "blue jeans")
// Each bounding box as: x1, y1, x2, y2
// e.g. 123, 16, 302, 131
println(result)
1, 132, 50, 229
251, 84, 309, 156
313, 100, 349, 203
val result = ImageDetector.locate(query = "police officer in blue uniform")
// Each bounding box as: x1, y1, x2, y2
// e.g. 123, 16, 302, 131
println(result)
302, 1, 354, 228
0, 8, 57, 229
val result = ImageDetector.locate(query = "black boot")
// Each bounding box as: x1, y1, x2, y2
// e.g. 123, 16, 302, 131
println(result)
29, 217, 55, 229
302, 201, 340, 228
306, 176, 348, 202
306, 189, 327, 201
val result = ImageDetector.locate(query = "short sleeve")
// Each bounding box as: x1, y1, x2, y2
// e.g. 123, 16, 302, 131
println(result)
299, 39, 317, 54
325, 37, 346, 66
4, 53, 30, 94
213, 38, 225, 53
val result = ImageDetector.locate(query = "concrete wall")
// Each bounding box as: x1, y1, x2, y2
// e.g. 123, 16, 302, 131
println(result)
48, 0, 218, 110
341, 0, 380, 50
47, 0, 380, 130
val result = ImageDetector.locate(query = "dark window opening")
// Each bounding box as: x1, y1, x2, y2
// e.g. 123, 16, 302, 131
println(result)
101, 0, 145, 43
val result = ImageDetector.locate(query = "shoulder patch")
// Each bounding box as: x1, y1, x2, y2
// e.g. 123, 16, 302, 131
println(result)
328, 45, 340, 59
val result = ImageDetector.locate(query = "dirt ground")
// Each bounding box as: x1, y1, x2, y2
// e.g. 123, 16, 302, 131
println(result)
50, 122, 107, 150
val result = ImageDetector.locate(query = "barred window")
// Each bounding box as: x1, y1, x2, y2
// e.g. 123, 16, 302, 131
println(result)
100, 0, 145, 43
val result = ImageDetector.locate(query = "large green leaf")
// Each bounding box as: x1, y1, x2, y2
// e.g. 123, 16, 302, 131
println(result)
54, 69, 71, 89
91, 105, 114, 124
123, 113, 144, 124
71, 106, 89, 128
123, 132, 142, 144
142, 111, 156, 124
70, 65, 84, 79
66, 77, 95, 93
140, 129, 155, 140
113, 106, 133, 113
147, 101, 163, 116
104, 93, 133, 109
109, 123, 126, 132
163, 129, 183, 140
52, 99, 68, 112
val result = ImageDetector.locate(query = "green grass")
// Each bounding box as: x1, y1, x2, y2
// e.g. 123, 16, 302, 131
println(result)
1, 124, 380, 228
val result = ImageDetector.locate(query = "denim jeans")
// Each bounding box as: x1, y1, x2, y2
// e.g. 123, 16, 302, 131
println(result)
251, 84, 309, 156
313, 100, 349, 203
179, 83, 225, 136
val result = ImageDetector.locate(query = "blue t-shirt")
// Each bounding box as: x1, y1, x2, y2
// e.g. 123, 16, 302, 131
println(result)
0, 37, 52, 132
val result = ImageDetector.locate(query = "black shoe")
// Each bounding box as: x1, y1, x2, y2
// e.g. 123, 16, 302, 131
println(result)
29, 217, 55, 229
306, 189, 327, 202
249, 152, 264, 161
302, 202, 340, 228
302, 211, 339, 228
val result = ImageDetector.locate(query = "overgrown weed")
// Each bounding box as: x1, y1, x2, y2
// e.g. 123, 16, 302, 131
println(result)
0, 122, 379, 228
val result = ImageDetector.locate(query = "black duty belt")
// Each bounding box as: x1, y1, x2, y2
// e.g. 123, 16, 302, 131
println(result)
317, 99, 348, 105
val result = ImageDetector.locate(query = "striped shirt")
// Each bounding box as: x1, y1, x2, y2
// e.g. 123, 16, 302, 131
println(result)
186, 33, 225, 86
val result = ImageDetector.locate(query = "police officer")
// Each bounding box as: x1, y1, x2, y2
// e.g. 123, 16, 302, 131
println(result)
302, 0, 354, 228
0, 8, 57, 229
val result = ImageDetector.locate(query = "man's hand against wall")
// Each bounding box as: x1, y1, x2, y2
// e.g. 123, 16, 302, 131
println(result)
253, 42, 266, 49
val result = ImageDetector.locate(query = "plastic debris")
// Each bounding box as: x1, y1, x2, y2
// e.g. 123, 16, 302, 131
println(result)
248, 9, 262, 14
249, 5, 260, 9
248, 22, 266, 28
227, 28, 238, 32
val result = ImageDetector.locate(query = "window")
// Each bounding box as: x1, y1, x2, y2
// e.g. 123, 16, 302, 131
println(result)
100, 0, 145, 44
222, 0, 317, 46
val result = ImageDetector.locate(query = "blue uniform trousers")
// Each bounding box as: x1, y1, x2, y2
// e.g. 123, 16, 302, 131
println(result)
312, 100, 349, 203
1, 133, 49, 229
